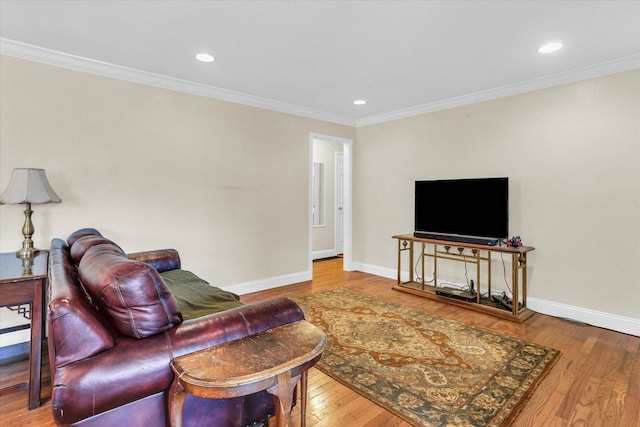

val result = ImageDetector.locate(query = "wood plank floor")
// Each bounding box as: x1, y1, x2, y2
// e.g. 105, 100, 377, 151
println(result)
1, 257, 638, 426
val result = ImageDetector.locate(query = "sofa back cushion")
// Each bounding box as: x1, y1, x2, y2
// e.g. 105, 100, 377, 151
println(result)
67, 227, 103, 246
70, 235, 125, 264
49, 238, 116, 366
78, 243, 183, 338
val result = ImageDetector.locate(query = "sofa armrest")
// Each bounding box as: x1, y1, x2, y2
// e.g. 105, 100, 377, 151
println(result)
168, 296, 305, 357
127, 249, 181, 272
50, 333, 173, 425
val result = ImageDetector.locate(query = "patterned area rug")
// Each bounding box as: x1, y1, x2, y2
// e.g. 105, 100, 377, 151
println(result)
293, 289, 560, 426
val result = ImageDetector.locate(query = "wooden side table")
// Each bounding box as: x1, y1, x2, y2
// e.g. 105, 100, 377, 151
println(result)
0, 251, 49, 409
169, 319, 327, 427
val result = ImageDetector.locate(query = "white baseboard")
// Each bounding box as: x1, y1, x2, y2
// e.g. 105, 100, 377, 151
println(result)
527, 297, 640, 337
312, 249, 338, 260
352, 262, 639, 336
224, 270, 312, 296
352, 262, 399, 280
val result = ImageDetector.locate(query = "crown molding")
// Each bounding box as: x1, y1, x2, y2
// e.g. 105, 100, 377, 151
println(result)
2, 38, 638, 129
0, 38, 357, 127
356, 53, 640, 127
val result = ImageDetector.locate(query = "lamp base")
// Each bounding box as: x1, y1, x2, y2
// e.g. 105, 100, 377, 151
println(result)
17, 247, 40, 260
15, 203, 38, 260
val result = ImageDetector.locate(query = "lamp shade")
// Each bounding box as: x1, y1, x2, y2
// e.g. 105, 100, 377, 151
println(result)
0, 168, 61, 205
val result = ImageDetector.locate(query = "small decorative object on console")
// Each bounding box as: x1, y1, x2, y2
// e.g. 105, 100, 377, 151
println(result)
506, 235, 522, 247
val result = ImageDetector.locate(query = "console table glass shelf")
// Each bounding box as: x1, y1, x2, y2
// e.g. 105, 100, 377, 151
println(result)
392, 234, 535, 323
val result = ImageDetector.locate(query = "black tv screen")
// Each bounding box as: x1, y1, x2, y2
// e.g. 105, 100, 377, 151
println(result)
414, 177, 508, 244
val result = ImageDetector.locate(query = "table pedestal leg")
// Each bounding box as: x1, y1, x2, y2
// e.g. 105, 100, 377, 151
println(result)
300, 370, 308, 427
168, 378, 187, 427
267, 371, 301, 427
29, 280, 43, 409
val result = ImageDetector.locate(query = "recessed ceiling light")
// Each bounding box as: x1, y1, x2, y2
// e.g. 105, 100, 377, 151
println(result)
195, 53, 216, 63
538, 42, 563, 53
353, 99, 367, 105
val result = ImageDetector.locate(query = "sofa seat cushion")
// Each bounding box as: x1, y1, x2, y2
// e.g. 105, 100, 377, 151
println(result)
78, 244, 183, 338
160, 269, 242, 320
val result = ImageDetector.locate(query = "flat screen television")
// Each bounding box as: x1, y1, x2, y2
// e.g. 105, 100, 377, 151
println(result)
414, 177, 508, 245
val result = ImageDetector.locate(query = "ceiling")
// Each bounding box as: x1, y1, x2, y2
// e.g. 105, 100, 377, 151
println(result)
1, 1, 639, 126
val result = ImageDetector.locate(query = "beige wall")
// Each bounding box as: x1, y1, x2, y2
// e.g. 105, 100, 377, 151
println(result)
312, 139, 343, 255
0, 55, 355, 291
353, 70, 640, 323
1, 54, 638, 335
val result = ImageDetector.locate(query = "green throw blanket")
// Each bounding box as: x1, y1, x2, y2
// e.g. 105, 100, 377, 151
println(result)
160, 269, 243, 320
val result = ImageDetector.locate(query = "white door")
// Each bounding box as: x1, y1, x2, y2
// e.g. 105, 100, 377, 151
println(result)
335, 152, 344, 254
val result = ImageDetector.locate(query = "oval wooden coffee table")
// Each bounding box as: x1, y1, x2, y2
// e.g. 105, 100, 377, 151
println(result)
169, 319, 327, 427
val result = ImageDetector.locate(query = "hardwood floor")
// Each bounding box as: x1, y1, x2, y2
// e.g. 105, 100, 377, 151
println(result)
1, 257, 638, 426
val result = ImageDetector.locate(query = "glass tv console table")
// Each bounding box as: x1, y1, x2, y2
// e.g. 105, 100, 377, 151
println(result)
392, 234, 535, 323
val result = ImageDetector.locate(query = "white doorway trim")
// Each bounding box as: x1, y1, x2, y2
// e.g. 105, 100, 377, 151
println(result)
335, 151, 344, 255
309, 133, 354, 272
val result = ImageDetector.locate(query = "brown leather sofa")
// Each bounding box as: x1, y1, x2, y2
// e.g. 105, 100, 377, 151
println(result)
47, 228, 304, 426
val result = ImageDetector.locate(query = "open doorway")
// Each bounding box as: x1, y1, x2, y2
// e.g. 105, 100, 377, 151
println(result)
309, 133, 353, 273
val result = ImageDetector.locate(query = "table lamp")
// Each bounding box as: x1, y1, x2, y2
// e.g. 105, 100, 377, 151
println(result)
0, 168, 61, 259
